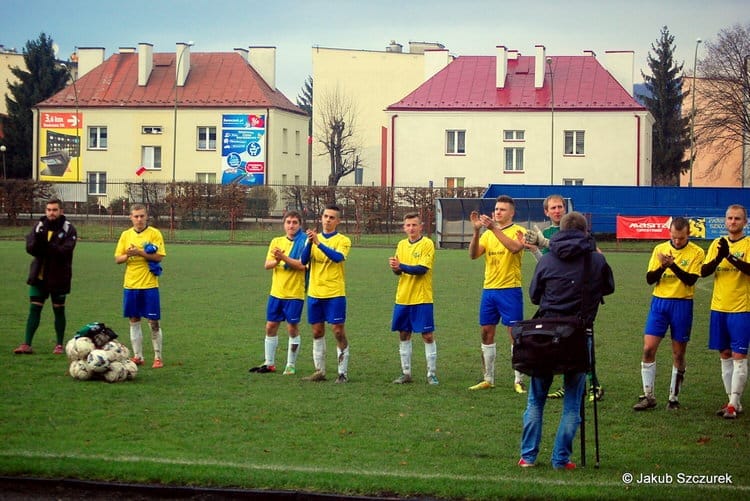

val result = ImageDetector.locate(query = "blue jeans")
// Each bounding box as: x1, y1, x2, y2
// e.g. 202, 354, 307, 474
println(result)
520, 371, 586, 468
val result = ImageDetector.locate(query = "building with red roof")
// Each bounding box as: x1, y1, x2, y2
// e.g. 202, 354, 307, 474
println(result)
33, 43, 309, 202
384, 45, 653, 187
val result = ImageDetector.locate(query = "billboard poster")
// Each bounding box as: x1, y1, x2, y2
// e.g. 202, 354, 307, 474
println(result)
221, 114, 266, 186
39, 112, 83, 182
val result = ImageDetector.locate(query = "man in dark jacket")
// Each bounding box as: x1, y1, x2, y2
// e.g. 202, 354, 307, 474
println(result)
518, 211, 614, 470
14, 198, 77, 355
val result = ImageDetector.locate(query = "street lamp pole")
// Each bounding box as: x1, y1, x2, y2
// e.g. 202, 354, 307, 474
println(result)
0, 145, 6, 179
61, 63, 80, 181
689, 38, 702, 187
172, 42, 194, 183
547, 57, 555, 185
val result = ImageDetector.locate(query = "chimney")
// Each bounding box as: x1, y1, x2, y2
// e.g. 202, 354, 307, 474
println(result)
534, 44, 546, 89
605, 50, 635, 96
234, 47, 249, 62
176, 42, 191, 87
424, 48, 450, 81
248, 46, 276, 90
496, 45, 508, 88
138, 43, 153, 86
76, 47, 105, 78
508, 50, 519, 60
583, 50, 596, 57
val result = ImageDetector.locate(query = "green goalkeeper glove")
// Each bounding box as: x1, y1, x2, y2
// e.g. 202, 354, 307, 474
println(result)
524, 225, 549, 248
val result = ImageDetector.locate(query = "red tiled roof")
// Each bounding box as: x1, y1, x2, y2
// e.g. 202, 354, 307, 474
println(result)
39, 52, 305, 115
387, 55, 644, 111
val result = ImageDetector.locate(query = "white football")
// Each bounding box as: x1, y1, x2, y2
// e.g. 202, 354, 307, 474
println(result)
86, 349, 111, 373
122, 359, 138, 380
66, 337, 95, 361
69, 360, 93, 380
104, 361, 128, 383
102, 340, 129, 361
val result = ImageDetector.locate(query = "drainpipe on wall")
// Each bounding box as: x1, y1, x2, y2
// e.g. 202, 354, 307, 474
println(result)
390, 115, 398, 188
636, 115, 641, 186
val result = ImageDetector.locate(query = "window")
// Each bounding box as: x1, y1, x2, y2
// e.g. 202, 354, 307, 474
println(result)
282, 128, 289, 154
445, 177, 465, 188
87, 172, 106, 195
141, 146, 162, 170
197, 127, 216, 150
354, 167, 363, 185
88, 127, 107, 150
295, 130, 301, 155
503, 130, 525, 141
282, 174, 288, 185
446, 130, 466, 154
142, 126, 162, 135
294, 175, 300, 184
564, 130, 585, 155
563, 178, 584, 186
504, 147, 524, 171
195, 172, 216, 183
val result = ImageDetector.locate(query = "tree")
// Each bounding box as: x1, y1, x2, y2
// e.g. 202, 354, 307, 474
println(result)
296, 76, 313, 116
315, 86, 363, 189
1, 33, 69, 178
639, 26, 691, 186
694, 23, 750, 185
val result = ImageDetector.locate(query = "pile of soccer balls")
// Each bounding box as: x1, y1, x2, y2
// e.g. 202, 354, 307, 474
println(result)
65, 323, 138, 383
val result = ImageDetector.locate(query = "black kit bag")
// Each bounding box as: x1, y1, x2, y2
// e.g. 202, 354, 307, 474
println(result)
511, 316, 589, 377
511, 251, 592, 377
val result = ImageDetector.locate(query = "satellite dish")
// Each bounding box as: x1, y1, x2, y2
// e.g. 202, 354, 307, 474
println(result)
52, 43, 60, 57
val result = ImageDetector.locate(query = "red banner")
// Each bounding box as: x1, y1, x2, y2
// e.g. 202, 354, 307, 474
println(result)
616, 216, 671, 239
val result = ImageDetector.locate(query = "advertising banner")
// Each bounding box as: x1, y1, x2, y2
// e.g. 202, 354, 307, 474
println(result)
616, 216, 671, 239
221, 114, 266, 187
617, 215, 750, 240
39, 112, 83, 182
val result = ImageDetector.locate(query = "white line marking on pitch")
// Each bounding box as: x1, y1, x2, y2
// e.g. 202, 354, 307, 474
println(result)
1, 451, 747, 491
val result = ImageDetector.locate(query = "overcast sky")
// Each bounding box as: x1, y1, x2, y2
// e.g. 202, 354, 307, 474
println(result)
4, 0, 748, 99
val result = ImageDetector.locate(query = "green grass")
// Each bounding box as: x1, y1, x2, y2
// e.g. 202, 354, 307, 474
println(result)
0, 241, 748, 500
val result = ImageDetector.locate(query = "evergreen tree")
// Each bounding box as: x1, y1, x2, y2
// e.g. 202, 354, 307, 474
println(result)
296, 76, 313, 135
1, 33, 68, 178
639, 26, 691, 186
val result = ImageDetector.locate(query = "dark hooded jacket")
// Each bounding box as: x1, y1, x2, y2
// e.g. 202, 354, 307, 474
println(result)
26, 214, 77, 294
529, 229, 614, 326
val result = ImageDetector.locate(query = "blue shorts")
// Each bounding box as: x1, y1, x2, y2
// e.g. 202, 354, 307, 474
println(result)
266, 296, 303, 324
123, 288, 160, 320
708, 311, 750, 355
479, 288, 523, 327
391, 304, 435, 334
643, 297, 693, 343
307, 296, 346, 325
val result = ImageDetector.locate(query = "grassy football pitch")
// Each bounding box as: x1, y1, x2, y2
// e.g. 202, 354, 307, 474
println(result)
0, 240, 748, 500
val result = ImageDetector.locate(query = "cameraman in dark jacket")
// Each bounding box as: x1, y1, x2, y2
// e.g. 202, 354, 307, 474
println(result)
518, 211, 614, 470
14, 198, 77, 355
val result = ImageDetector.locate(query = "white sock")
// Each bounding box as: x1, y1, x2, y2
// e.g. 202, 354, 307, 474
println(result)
264, 335, 278, 366
150, 327, 162, 360
287, 336, 300, 367
481, 343, 496, 384
399, 340, 412, 375
721, 358, 734, 398
129, 322, 143, 359
424, 340, 437, 377
313, 337, 326, 373
669, 366, 685, 401
337, 346, 350, 376
511, 344, 522, 384
730, 359, 748, 409
641, 361, 656, 396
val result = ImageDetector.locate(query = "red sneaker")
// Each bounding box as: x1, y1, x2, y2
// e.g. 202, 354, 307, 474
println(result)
152, 358, 163, 369
13, 344, 33, 354
53, 344, 64, 355
130, 356, 144, 366
555, 462, 576, 470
